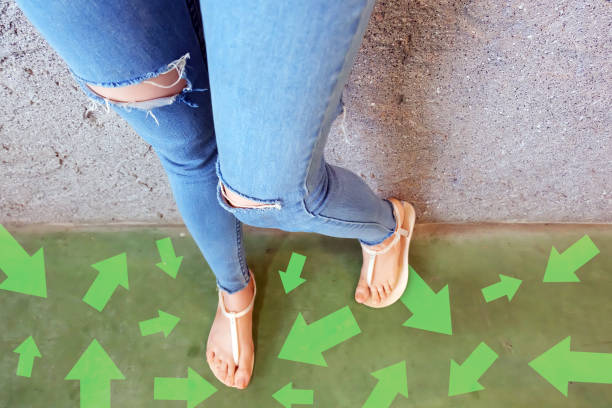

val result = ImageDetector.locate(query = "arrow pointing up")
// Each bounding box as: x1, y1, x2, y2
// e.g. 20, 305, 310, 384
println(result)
278, 252, 307, 294
449, 342, 498, 396
156, 237, 183, 279
362, 361, 408, 408
481, 274, 522, 303
154, 367, 217, 408
529, 336, 612, 396
272, 382, 313, 408
82, 253, 129, 312
65, 339, 125, 408
139, 310, 180, 338
278, 305, 361, 366
400, 266, 452, 335
13, 336, 41, 378
543, 235, 599, 282
0, 224, 47, 298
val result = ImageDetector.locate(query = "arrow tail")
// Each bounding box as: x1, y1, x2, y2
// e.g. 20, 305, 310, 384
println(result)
310, 306, 360, 351
156, 237, 176, 260
570, 352, 612, 384
463, 343, 498, 379
154, 377, 188, 401
83, 275, 114, 312
481, 282, 504, 303
565, 235, 600, 271
80, 380, 111, 408
290, 388, 314, 405
362, 383, 395, 408
139, 318, 160, 337
16, 355, 34, 378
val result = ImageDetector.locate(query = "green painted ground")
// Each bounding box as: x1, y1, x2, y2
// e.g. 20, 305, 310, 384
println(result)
1, 224, 611, 407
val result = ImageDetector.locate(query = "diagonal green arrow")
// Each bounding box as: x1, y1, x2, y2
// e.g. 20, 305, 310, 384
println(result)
278, 305, 361, 366
449, 342, 498, 396
154, 367, 217, 408
155, 237, 183, 279
362, 361, 408, 408
529, 336, 612, 396
543, 234, 599, 282
278, 252, 307, 294
272, 382, 313, 408
481, 274, 522, 303
82, 253, 129, 312
65, 339, 125, 408
13, 336, 41, 378
139, 310, 180, 338
0, 224, 47, 298
400, 266, 452, 335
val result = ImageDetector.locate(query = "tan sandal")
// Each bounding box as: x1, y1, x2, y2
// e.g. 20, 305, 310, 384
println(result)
359, 198, 416, 308
217, 269, 256, 370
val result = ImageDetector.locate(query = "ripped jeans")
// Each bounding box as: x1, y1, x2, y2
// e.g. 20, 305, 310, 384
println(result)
16, 0, 397, 294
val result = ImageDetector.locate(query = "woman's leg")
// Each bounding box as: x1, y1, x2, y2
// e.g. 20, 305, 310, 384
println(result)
16, 0, 254, 388
201, 0, 404, 304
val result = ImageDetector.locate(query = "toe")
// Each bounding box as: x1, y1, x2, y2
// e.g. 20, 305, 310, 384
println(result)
370, 285, 381, 304
220, 361, 230, 385
226, 362, 236, 387
355, 278, 369, 303
206, 349, 215, 365
235, 347, 254, 389
377, 285, 387, 301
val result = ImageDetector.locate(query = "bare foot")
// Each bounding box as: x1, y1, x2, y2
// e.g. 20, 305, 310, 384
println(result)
355, 198, 407, 305
205, 273, 255, 389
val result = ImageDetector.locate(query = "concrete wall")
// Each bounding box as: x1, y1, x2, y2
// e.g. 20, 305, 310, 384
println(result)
1, 0, 610, 225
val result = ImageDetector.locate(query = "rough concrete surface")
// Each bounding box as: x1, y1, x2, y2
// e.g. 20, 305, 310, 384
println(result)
1, 0, 610, 225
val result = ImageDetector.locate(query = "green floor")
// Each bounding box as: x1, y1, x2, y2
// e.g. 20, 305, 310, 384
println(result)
1, 224, 611, 407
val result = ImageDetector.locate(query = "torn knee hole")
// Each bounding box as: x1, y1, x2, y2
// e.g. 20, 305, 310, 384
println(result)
86, 69, 187, 103
220, 182, 280, 209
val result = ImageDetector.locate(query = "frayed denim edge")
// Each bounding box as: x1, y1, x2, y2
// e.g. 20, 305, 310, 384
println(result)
69, 52, 208, 126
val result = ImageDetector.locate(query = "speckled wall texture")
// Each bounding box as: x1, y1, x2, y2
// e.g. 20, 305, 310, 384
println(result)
1, 0, 610, 224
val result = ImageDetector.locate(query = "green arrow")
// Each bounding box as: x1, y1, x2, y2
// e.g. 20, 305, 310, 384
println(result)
65, 339, 125, 408
139, 310, 180, 338
272, 382, 313, 408
154, 367, 217, 408
278, 305, 361, 366
543, 234, 599, 282
449, 342, 498, 396
481, 274, 522, 303
529, 336, 612, 396
13, 336, 41, 378
82, 253, 129, 312
362, 361, 408, 408
0, 224, 47, 298
156, 237, 183, 279
279, 252, 307, 294
400, 266, 452, 335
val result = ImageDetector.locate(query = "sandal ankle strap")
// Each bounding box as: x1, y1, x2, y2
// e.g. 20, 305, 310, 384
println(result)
217, 270, 256, 366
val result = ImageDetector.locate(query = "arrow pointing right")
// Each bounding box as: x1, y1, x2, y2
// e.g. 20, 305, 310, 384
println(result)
481, 274, 522, 303
154, 367, 217, 408
449, 342, 498, 396
362, 361, 408, 408
139, 310, 180, 338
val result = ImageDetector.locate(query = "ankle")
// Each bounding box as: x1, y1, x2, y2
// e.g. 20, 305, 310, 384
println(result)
221, 276, 254, 312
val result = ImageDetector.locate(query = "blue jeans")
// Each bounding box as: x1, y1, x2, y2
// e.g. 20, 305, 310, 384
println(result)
16, 0, 397, 294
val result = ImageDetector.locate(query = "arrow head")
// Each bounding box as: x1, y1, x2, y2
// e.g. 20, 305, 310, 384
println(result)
272, 382, 296, 408
65, 339, 124, 381
448, 359, 484, 396
91, 253, 129, 289
402, 284, 452, 335
371, 361, 408, 398
278, 313, 327, 366
279, 270, 306, 294
498, 274, 522, 301
544, 247, 579, 283
158, 310, 181, 338
156, 256, 183, 279
528, 336, 572, 396
0, 247, 47, 298
187, 367, 217, 408
14, 336, 41, 358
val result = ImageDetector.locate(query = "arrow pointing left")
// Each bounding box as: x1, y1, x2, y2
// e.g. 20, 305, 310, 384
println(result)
362, 361, 408, 408
13, 336, 41, 378
65, 339, 125, 408
0, 224, 47, 298
82, 253, 129, 312
272, 382, 313, 408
